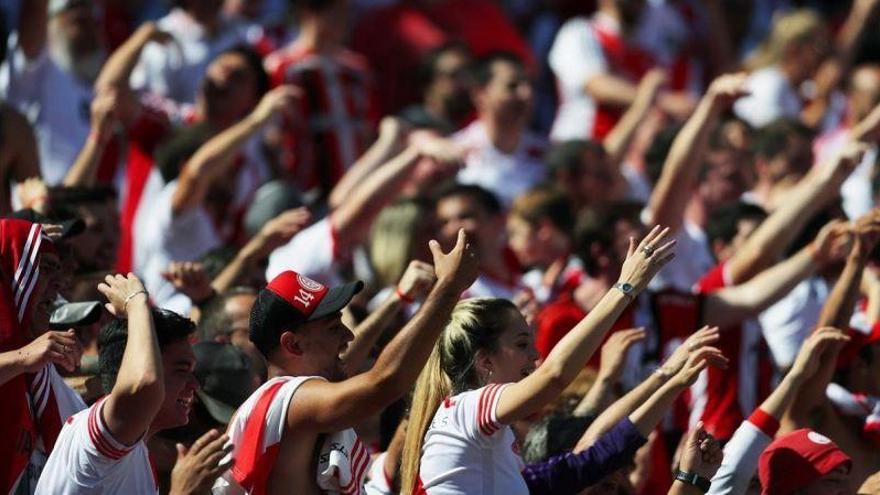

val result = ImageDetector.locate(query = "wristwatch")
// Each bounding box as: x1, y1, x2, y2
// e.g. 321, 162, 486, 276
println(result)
674, 470, 711, 493
612, 282, 635, 300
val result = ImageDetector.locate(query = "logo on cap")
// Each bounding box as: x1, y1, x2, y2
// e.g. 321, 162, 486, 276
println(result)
266, 271, 329, 316
297, 274, 324, 292
807, 431, 832, 445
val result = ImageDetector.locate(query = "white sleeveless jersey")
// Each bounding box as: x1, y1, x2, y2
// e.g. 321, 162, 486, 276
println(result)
34, 396, 157, 495
419, 384, 527, 495
213, 376, 370, 495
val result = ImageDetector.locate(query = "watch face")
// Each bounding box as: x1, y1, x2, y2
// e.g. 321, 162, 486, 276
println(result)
621, 283, 633, 292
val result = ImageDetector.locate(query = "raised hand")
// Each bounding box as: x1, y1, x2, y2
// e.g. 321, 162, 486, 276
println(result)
597, 328, 646, 383
162, 261, 213, 304
706, 72, 750, 106
659, 326, 721, 378
790, 327, 851, 381
617, 225, 676, 294
251, 207, 312, 258
396, 260, 437, 302
822, 141, 869, 184
678, 421, 724, 481
97, 273, 148, 318
670, 346, 728, 389
429, 229, 479, 293
14, 329, 82, 373
810, 219, 852, 265
852, 208, 880, 258
251, 84, 302, 124
17, 177, 49, 213
169, 429, 233, 495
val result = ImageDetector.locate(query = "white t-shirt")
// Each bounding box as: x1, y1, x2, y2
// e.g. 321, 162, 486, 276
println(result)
759, 276, 828, 368
453, 121, 547, 208
733, 66, 801, 129
419, 384, 525, 495
0, 34, 94, 184
132, 9, 248, 104
35, 397, 157, 495
266, 216, 343, 286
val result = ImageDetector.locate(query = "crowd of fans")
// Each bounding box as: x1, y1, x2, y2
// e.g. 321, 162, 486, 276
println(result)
3, 0, 880, 493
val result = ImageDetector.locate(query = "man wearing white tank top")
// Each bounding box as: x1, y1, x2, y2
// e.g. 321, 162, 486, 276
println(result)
215, 230, 478, 495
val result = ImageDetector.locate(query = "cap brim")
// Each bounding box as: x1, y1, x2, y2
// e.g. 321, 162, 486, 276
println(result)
308, 281, 363, 322
196, 390, 237, 425
49, 301, 102, 329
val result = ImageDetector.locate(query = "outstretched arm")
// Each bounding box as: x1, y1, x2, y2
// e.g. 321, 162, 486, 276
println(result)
98, 274, 163, 445
95, 22, 172, 91
602, 70, 666, 168
287, 230, 479, 433
172, 85, 300, 214
495, 227, 676, 425
724, 144, 865, 284
647, 73, 749, 232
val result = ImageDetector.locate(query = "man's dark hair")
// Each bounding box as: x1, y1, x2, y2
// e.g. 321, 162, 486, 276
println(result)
220, 45, 270, 98
473, 51, 523, 87
199, 287, 258, 341
511, 186, 575, 236
644, 124, 683, 186
98, 308, 196, 393
705, 201, 767, 248
416, 41, 471, 91
751, 118, 814, 159
545, 139, 606, 177
574, 201, 645, 276
435, 183, 502, 216
49, 185, 117, 207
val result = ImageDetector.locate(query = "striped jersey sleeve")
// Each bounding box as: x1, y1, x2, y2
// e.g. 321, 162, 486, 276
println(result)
457, 384, 510, 440
86, 397, 138, 461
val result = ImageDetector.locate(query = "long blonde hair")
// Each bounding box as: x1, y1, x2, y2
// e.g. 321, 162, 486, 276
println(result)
368, 198, 430, 288
745, 9, 825, 70
399, 298, 517, 494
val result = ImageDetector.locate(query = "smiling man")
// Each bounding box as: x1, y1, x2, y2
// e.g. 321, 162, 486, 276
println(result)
35, 274, 202, 494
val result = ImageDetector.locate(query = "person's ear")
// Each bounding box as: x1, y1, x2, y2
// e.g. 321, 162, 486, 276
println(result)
280, 331, 303, 356
474, 348, 494, 381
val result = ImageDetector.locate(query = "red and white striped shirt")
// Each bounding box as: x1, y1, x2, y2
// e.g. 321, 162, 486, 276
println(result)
214, 376, 370, 495
266, 43, 375, 195
34, 397, 157, 494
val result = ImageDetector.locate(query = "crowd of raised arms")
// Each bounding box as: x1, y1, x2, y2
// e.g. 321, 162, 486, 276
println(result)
5, 0, 880, 494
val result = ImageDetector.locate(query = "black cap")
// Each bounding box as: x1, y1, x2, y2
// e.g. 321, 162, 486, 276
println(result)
50, 301, 102, 329
249, 271, 362, 357
192, 342, 255, 424
10, 209, 85, 240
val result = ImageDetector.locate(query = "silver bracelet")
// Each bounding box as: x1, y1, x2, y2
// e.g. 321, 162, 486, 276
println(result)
123, 290, 148, 310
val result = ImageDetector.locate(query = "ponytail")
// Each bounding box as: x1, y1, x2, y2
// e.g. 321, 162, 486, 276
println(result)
400, 347, 451, 495
399, 298, 517, 494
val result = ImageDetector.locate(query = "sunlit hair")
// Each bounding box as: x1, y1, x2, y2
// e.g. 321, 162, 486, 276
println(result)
745, 9, 825, 70
368, 198, 430, 289
400, 298, 518, 494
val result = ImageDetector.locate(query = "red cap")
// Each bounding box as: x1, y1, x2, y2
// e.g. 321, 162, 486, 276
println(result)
758, 429, 851, 495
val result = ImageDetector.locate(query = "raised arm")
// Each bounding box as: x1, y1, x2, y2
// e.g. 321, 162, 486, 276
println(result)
495, 227, 676, 425
708, 328, 850, 495
724, 144, 864, 284
287, 230, 478, 432
17, 0, 48, 60
790, 211, 880, 420
327, 117, 408, 210
331, 137, 461, 255
703, 219, 849, 328
172, 85, 300, 214
341, 260, 436, 375
97, 273, 162, 445
646, 73, 749, 231
62, 87, 120, 186
95, 22, 171, 91
575, 327, 722, 450
602, 69, 666, 169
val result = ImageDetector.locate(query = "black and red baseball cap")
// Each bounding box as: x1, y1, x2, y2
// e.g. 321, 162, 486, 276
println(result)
758, 429, 851, 494
250, 271, 363, 357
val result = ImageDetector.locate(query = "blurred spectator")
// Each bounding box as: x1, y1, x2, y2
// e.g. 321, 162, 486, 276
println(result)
454, 52, 545, 207
0, 104, 40, 215
132, 0, 249, 104
266, 0, 375, 199
0, 0, 105, 184
398, 41, 473, 135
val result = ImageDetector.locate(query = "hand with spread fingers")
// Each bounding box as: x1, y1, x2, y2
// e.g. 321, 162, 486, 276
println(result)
169, 429, 234, 495
679, 421, 724, 481
670, 346, 729, 389
617, 225, 677, 294
97, 273, 149, 318
429, 229, 479, 293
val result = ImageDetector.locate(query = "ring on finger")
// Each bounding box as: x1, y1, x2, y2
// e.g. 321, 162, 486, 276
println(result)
641, 245, 655, 257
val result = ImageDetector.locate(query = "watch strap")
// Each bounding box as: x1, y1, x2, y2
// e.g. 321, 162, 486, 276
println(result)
674, 470, 711, 493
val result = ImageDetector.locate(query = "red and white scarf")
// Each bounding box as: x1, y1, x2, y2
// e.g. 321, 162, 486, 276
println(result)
0, 220, 85, 494
826, 383, 880, 447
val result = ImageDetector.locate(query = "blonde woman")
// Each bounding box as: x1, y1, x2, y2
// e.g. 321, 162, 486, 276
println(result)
400, 227, 682, 494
